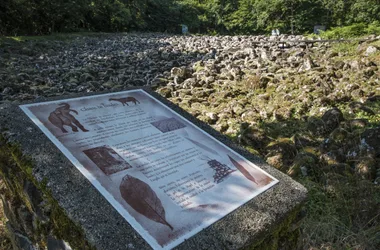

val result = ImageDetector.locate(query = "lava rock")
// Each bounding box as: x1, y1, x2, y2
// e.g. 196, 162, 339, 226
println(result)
321, 107, 344, 133
307, 116, 325, 135
266, 140, 297, 170
361, 127, 380, 156
355, 156, 377, 180
365, 46, 377, 56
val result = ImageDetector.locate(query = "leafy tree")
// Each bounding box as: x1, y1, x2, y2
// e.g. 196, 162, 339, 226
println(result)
349, 0, 380, 24
225, 0, 258, 34
0, 0, 379, 35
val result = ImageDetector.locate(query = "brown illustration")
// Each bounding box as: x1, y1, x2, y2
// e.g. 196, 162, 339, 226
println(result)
228, 155, 258, 185
109, 96, 140, 106
48, 103, 89, 133
120, 175, 173, 230
151, 117, 186, 133
83, 146, 132, 175
258, 175, 274, 187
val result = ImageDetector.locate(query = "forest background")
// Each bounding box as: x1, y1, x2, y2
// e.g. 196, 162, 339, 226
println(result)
1, 0, 380, 36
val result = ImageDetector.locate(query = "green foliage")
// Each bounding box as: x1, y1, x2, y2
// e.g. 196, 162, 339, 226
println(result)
320, 22, 380, 39
1, 0, 380, 35
329, 41, 358, 57
366, 21, 380, 35
176, 0, 380, 35
0, 0, 182, 35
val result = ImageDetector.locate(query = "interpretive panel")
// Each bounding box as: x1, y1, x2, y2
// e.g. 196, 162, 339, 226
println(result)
20, 90, 278, 250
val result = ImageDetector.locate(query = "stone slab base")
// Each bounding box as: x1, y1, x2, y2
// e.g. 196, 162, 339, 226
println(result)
0, 89, 307, 249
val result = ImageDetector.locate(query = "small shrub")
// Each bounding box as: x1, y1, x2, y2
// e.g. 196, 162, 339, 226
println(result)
320, 22, 380, 39
366, 21, 380, 35
331, 41, 358, 57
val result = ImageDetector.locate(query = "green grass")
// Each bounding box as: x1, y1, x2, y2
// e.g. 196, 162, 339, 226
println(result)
329, 39, 380, 64
336, 100, 380, 128
300, 176, 380, 249
331, 41, 358, 56
320, 22, 380, 39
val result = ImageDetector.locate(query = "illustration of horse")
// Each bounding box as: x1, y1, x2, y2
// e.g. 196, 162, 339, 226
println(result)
48, 103, 89, 133
109, 97, 140, 106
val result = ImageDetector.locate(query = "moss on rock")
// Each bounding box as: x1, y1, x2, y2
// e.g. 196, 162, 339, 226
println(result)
248, 204, 304, 250
0, 135, 94, 250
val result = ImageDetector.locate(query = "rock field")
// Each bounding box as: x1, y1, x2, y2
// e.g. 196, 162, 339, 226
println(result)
1, 33, 380, 182
1, 32, 380, 248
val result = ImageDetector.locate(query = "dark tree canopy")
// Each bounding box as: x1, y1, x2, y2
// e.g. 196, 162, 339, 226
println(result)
1, 0, 379, 35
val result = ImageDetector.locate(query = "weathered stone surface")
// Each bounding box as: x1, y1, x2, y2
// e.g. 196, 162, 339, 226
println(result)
365, 46, 378, 56
361, 127, 380, 157
307, 116, 325, 135
321, 108, 344, 133
0, 89, 307, 250
355, 157, 378, 180
1, 33, 377, 104
287, 153, 319, 178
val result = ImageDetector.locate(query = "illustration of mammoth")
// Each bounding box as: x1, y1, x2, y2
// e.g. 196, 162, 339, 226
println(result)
48, 103, 89, 133
109, 97, 140, 106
